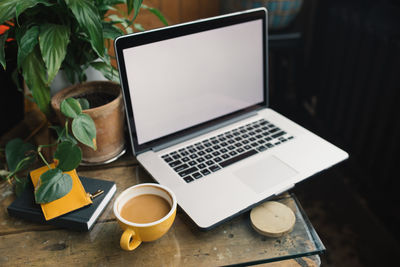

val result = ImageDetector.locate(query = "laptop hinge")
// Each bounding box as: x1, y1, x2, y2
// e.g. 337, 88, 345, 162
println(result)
152, 111, 259, 152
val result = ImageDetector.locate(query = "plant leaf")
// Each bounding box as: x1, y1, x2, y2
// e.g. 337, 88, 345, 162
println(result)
132, 0, 143, 20
39, 23, 70, 84
50, 125, 78, 145
133, 23, 145, 32
5, 138, 36, 173
21, 47, 51, 116
34, 168, 73, 203
141, 4, 168, 26
54, 141, 82, 172
72, 113, 97, 150
16, 25, 40, 69
77, 98, 90, 110
102, 22, 124, 40
60, 97, 82, 119
90, 61, 120, 83
15, 0, 52, 23
0, 0, 18, 25
65, 0, 105, 58
0, 31, 7, 70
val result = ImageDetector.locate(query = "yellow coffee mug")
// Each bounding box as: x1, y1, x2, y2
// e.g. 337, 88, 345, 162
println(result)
113, 183, 177, 251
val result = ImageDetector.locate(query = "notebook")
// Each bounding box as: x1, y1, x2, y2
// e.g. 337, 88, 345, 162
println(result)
114, 8, 348, 229
7, 176, 116, 231
30, 164, 92, 220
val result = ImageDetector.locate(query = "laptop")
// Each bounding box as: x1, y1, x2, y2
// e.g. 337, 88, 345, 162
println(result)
114, 8, 348, 230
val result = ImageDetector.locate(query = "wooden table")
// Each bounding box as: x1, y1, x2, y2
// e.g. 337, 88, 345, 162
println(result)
0, 154, 323, 266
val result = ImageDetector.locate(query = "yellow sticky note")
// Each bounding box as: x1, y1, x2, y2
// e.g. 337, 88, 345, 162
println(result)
30, 163, 92, 220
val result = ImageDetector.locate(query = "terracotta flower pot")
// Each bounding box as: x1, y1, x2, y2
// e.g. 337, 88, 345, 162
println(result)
51, 81, 126, 165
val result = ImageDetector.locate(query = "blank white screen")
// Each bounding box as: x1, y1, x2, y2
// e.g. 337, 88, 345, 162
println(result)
123, 20, 264, 145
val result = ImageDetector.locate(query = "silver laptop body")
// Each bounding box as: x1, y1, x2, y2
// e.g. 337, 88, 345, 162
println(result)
115, 8, 348, 229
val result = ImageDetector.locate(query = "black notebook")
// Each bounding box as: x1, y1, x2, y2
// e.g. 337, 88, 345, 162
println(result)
7, 176, 116, 231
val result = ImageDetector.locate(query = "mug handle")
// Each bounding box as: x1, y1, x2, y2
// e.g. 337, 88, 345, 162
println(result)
120, 228, 142, 251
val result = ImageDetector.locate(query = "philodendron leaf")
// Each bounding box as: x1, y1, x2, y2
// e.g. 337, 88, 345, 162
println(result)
65, 0, 105, 58
60, 97, 82, 119
72, 113, 97, 150
54, 141, 82, 172
39, 23, 70, 84
34, 168, 72, 203
5, 138, 35, 172
50, 125, 78, 145
76, 98, 90, 110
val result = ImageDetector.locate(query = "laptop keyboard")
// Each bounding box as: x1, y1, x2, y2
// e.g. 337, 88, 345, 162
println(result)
161, 119, 294, 183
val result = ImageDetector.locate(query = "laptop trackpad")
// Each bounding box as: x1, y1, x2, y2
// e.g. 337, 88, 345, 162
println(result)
235, 155, 298, 194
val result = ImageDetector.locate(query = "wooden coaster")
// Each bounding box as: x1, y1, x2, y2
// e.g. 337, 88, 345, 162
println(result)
250, 201, 296, 237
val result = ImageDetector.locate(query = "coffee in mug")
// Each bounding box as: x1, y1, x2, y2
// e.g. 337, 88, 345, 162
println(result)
120, 194, 171, 224
113, 183, 177, 251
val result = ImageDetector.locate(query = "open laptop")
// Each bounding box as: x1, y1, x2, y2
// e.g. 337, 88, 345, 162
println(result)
114, 8, 348, 230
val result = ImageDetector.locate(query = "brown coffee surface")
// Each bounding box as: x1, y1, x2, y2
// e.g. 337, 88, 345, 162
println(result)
120, 194, 171, 224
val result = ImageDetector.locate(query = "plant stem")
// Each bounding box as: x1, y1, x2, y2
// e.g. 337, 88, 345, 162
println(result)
37, 143, 57, 169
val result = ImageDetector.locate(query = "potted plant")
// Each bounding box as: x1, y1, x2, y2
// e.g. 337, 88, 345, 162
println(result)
0, 0, 167, 164
51, 81, 125, 165
1, 97, 96, 202
0, 0, 168, 118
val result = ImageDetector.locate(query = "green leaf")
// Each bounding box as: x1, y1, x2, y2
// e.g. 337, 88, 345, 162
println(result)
21, 47, 51, 116
90, 61, 120, 83
0, 31, 8, 70
141, 4, 168, 26
5, 138, 35, 173
34, 168, 73, 203
77, 98, 90, 110
54, 141, 82, 172
102, 22, 124, 40
50, 126, 78, 145
132, 0, 143, 21
72, 113, 97, 150
16, 26, 40, 69
0, 0, 18, 25
133, 23, 145, 32
65, 0, 105, 58
15, 0, 52, 23
39, 24, 70, 84
60, 97, 82, 119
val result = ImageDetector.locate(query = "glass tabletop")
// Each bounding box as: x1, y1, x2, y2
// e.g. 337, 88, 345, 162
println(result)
79, 161, 325, 266
163, 193, 326, 266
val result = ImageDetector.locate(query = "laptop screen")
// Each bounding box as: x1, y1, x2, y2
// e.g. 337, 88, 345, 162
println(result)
115, 9, 267, 152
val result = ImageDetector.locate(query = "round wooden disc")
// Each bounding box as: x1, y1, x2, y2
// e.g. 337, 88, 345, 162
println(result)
250, 201, 296, 237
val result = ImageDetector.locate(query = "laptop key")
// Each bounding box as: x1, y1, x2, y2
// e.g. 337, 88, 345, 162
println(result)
179, 167, 198, 177
201, 169, 211, 176
183, 176, 194, 183
272, 131, 286, 139
163, 157, 173, 163
198, 163, 206, 169
169, 160, 182, 167
257, 145, 267, 152
193, 172, 203, 179
209, 165, 221, 172
174, 164, 189, 172
220, 149, 258, 168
